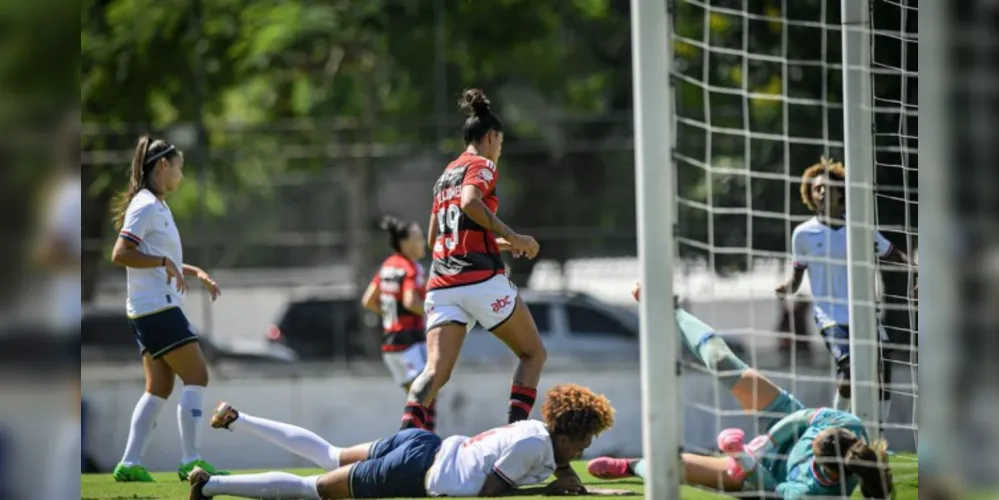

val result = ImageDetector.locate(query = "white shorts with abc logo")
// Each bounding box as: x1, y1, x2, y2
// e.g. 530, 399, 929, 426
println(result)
382, 343, 428, 386
425, 274, 519, 332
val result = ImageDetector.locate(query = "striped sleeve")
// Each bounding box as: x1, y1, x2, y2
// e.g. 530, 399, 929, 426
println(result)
874, 231, 895, 258
119, 203, 154, 245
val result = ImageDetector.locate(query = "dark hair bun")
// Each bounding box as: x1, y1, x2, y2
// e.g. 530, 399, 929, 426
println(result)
459, 89, 491, 117
379, 215, 403, 232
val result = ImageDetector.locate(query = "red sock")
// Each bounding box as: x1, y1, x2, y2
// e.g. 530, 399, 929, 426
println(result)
400, 402, 428, 430
508, 385, 537, 423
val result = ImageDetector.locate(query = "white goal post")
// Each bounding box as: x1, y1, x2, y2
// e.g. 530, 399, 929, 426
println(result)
631, 0, 682, 498
841, 0, 882, 437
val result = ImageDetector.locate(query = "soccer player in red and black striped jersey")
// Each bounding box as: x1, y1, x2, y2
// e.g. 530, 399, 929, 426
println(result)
397, 89, 548, 431
361, 216, 437, 431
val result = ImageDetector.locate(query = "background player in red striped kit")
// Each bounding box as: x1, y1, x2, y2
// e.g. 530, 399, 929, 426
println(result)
398, 89, 547, 430
361, 216, 437, 431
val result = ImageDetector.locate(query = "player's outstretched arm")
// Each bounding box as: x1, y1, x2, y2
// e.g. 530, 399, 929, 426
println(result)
775, 266, 806, 298
875, 232, 918, 297
182, 263, 221, 301
476, 472, 548, 497
755, 409, 817, 456
545, 464, 586, 494
476, 479, 577, 498
776, 224, 809, 297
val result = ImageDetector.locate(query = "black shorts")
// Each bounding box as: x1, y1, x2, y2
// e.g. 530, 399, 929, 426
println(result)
129, 307, 199, 358
348, 429, 442, 498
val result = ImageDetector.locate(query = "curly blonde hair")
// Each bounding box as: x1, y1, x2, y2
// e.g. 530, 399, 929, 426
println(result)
541, 383, 615, 440
800, 156, 846, 212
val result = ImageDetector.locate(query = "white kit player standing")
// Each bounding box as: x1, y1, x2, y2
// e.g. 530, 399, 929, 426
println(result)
777, 158, 916, 424
109, 136, 227, 482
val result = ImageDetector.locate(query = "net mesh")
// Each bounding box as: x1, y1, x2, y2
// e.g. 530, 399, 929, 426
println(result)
669, 0, 917, 493
870, 0, 918, 448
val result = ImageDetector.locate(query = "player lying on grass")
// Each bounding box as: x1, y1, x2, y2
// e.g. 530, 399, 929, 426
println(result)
189, 383, 615, 498
587, 283, 894, 499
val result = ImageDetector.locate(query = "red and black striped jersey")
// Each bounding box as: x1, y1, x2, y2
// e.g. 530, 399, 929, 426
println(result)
428, 152, 505, 290
369, 253, 426, 351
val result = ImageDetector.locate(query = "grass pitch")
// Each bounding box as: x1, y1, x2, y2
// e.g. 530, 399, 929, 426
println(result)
81, 455, 917, 499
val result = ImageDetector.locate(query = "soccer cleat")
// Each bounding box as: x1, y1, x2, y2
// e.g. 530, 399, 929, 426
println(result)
210, 401, 239, 430
187, 466, 212, 500
717, 428, 746, 454
113, 463, 155, 482
717, 428, 748, 481
586, 457, 633, 480
178, 459, 229, 482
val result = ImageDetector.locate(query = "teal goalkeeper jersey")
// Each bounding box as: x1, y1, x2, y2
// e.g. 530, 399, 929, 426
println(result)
764, 408, 866, 499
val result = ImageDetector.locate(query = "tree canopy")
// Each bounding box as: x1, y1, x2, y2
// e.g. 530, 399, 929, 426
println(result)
81, 0, 915, 295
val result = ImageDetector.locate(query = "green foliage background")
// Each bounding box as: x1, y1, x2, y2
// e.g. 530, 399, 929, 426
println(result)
80, 0, 916, 298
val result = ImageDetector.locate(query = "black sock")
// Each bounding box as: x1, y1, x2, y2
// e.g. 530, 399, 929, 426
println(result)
400, 402, 428, 430
508, 385, 537, 423
425, 401, 437, 433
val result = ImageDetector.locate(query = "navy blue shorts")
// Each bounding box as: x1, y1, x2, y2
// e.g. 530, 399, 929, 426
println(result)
817, 322, 889, 362
348, 429, 442, 499
817, 323, 852, 363
817, 322, 893, 394
128, 307, 199, 359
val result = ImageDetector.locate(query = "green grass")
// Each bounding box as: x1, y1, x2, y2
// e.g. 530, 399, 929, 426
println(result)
81, 456, 918, 499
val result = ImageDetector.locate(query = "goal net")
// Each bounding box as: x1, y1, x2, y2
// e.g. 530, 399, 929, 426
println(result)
646, 0, 918, 494
869, 0, 918, 449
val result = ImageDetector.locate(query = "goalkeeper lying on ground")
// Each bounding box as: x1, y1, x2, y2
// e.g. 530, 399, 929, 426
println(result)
587, 284, 894, 499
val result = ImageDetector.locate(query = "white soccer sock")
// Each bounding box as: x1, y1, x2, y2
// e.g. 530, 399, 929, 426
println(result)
120, 392, 166, 466
231, 413, 341, 470
178, 385, 206, 464
834, 392, 851, 412
202, 472, 321, 499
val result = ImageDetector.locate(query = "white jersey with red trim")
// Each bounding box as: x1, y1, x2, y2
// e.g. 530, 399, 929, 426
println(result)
425, 419, 556, 497
118, 189, 185, 317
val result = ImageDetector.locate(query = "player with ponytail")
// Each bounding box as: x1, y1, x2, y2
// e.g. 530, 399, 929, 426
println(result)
109, 136, 227, 482
360, 215, 438, 430
397, 89, 548, 432
588, 283, 895, 499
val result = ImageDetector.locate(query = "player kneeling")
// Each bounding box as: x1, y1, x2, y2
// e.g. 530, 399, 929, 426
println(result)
189, 383, 614, 499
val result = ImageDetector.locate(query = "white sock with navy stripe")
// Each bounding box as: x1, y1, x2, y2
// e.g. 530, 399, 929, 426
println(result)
178, 385, 205, 464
